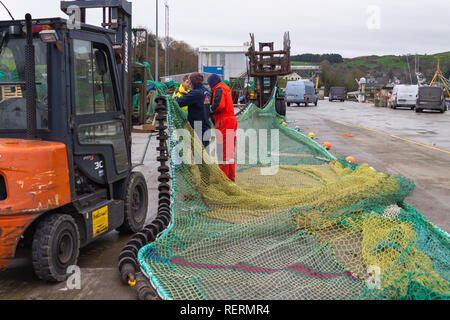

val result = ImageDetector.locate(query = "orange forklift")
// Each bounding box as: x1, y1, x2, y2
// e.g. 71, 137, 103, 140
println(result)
0, 0, 149, 282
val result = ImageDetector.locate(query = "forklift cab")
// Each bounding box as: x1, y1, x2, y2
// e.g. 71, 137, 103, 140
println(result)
0, 13, 148, 282
0, 18, 132, 186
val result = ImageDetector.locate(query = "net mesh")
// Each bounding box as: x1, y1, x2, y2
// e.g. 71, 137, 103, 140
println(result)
138, 90, 450, 300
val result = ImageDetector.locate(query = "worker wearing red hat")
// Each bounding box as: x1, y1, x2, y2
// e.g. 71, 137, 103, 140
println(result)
207, 74, 238, 182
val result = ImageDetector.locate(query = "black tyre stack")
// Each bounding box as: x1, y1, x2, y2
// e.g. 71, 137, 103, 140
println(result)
118, 96, 173, 300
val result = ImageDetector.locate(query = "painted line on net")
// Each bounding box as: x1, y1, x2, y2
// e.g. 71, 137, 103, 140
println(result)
305, 112, 450, 155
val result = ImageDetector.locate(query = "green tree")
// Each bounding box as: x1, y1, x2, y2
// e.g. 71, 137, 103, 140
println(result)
133, 28, 198, 80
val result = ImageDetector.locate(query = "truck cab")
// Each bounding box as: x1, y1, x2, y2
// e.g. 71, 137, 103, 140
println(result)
416, 86, 446, 113
329, 87, 346, 102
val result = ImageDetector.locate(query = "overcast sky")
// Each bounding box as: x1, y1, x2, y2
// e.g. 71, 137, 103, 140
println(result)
0, 0, 448, 58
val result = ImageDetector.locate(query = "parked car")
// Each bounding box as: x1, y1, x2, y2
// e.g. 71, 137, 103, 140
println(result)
285, 81, 318, 107
416, 86, 446, 113
391, 84, 419, 110
329, 87, 346, 102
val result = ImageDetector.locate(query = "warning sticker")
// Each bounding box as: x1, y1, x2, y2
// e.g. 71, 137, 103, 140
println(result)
92, 206, 109, 238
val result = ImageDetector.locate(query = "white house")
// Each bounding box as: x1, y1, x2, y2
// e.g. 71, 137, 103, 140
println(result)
283, 73, 303, 81
198, 46, 249, 81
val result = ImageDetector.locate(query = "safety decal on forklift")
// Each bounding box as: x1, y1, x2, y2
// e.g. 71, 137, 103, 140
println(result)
92, 206, 109, 238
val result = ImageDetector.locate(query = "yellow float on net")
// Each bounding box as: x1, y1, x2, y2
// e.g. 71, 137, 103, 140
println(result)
308, 132, 315, 139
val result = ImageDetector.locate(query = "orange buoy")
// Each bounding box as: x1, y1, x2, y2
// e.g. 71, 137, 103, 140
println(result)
323, 142, 332, 150
346, 156, 356, 165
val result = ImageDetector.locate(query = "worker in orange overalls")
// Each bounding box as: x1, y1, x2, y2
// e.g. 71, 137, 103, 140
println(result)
207, 74, 237, 182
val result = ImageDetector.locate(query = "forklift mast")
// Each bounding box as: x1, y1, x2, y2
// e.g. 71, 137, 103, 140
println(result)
246, 32, 291, 108
61, 0, 133, 137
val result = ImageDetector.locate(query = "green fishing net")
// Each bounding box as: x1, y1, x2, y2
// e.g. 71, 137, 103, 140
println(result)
138, 90, 450, 300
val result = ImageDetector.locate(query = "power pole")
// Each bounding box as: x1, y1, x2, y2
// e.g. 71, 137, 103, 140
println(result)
155, 0, 159, 82
406, 54, 413, 84
414, 55, 417, 75
165, 1, 169, 77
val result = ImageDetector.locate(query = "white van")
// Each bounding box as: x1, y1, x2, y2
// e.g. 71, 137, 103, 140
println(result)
285, 81, 318, 107
391, 85, 419, 110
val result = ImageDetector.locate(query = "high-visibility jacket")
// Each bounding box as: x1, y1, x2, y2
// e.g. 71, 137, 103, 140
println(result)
173, 84, 190, 111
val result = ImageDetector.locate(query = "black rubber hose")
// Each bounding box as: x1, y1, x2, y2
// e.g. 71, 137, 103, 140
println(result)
158, 183, 170, 193
118, 96, 171, 295
136, 276, 158, 300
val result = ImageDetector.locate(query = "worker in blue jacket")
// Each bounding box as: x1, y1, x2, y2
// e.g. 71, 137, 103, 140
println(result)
175, 72, 211, 149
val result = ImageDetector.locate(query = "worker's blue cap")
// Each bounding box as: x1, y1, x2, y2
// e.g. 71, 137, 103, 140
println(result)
207, 74, 221, 90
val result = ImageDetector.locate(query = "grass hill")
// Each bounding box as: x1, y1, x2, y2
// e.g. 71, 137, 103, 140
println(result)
291, 61, 318, 66
290, 52, 450, 92
342, 52, 450, 83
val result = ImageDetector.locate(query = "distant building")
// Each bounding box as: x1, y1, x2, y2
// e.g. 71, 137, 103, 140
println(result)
198, 46, 249, 81
367, 77, 378, 86
160, 72, 222, 85
283, 73, 303, 81
291, 65, 322, 79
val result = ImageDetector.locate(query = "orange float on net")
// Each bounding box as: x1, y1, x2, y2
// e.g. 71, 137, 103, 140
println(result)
346, 156, 356, 165
323, 142, 332, 150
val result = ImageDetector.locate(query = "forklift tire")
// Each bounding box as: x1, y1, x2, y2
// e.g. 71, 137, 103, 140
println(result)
117, 172, 149, 234
275, 100, 287, 117
32, 214, 80, 282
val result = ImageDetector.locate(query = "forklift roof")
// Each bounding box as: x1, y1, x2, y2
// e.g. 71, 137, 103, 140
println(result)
0, 18, 116, 36
61, 0, 132, 16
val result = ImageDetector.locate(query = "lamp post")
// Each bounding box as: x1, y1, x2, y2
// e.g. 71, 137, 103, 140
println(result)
165, 1, 169, 77
165, 40, 175, 78
155, 0, 159, 82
